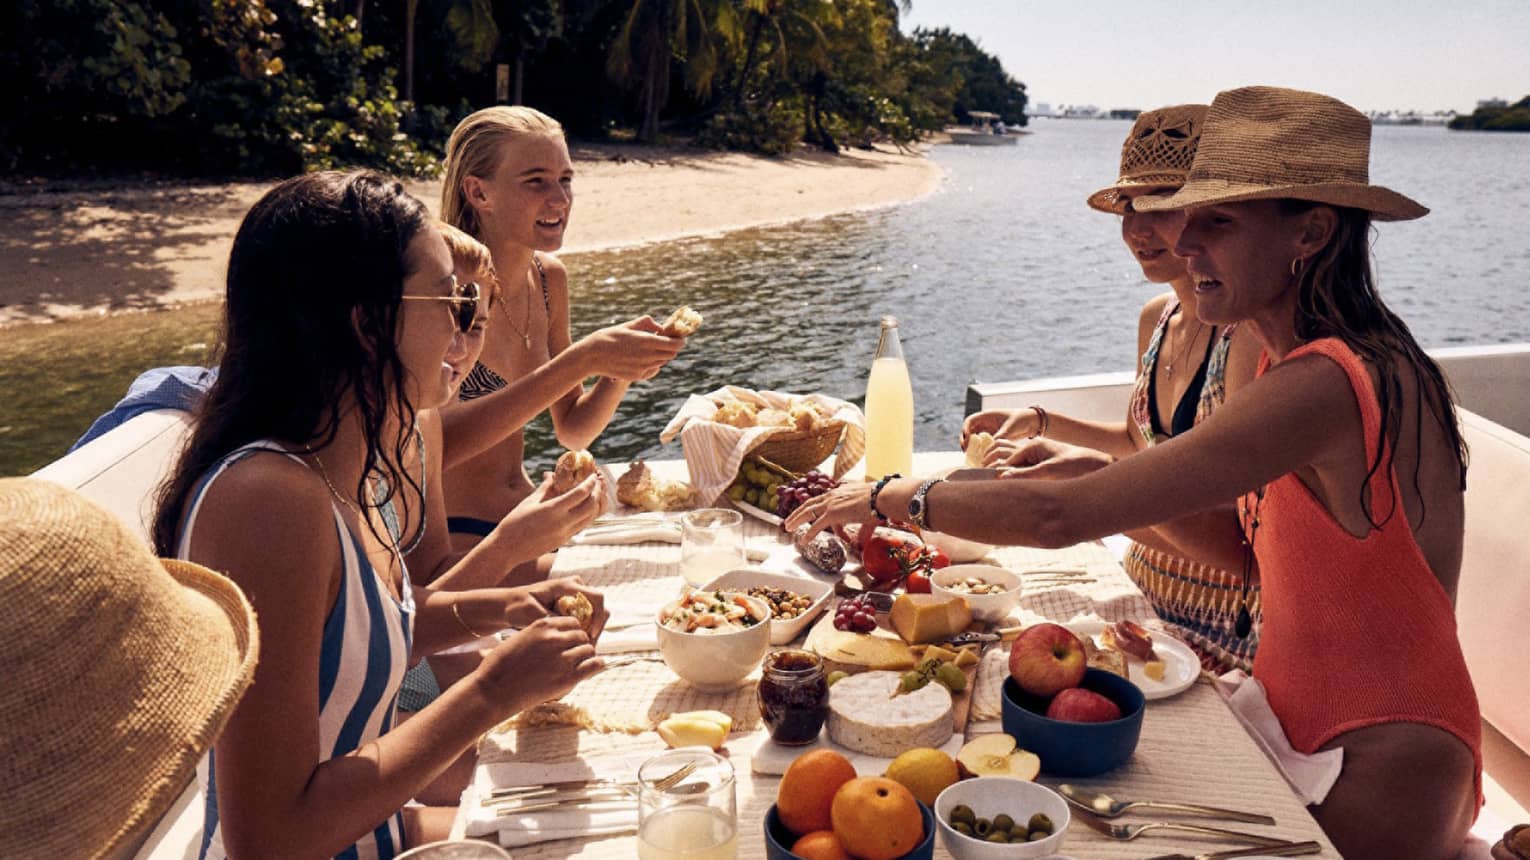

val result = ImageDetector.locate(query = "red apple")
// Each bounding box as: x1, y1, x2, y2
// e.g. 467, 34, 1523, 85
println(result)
1045, 687, 1123, 723
1008, 623, 1087, 697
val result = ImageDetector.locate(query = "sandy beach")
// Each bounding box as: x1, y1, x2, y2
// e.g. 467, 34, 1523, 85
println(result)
0, 143, 941, 327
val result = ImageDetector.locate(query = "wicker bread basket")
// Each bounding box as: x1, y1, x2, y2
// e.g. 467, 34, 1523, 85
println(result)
750, 421, 846, 473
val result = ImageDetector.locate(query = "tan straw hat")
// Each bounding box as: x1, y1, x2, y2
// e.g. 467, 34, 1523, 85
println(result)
1087, 104, 1209, 214
1133, 85, 1427, 221
0, 478, 258, 859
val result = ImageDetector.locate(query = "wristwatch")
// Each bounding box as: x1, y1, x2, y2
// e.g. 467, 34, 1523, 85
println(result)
907, 478, 943, 530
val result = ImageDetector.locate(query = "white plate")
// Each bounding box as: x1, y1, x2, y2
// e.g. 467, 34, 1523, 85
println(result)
701, 568, 833, 645
1065, 620, 1199, 700
727, 495, 784, 527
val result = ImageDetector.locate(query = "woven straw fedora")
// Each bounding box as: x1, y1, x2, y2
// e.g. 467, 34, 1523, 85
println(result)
1087, 104, 1208, 214
1134, 86, 1427, 221
0, 478, 258, 859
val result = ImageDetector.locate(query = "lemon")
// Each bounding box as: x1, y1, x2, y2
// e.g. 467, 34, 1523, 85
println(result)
884, 747, 959, 806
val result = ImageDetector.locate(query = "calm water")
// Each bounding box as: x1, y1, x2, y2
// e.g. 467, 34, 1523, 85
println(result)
3, 121, 1527, 476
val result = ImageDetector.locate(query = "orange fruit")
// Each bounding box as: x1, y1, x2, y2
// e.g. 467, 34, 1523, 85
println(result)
777, 749, 857, 837
831, 776, 924, 860
790, 829, 852, 860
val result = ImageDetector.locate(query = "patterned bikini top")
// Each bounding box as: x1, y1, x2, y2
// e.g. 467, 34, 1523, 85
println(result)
459, 254, 550, 402
1129, 297, 1239, 447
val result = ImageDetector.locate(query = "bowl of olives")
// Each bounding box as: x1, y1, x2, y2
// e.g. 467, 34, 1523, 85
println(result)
933, 777, 1069, 859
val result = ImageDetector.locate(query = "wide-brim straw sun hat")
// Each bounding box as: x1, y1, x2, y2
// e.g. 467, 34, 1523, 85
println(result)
0, 478, 258, 859
1087, 103, 1209, 214
1133, 85, 1427, 221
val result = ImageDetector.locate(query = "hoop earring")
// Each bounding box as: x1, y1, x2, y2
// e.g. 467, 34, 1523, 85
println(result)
1290, 257, 1304, 279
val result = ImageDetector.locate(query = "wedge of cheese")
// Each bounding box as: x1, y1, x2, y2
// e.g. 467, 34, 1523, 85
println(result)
889, 594, 973, 644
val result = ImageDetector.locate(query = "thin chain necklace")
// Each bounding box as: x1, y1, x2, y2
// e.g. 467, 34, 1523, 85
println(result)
499, 265, 535, 350
1162, 316, 1206, 378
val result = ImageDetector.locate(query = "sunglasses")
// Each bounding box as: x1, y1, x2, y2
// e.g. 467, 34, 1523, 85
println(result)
401, 274, 482, 333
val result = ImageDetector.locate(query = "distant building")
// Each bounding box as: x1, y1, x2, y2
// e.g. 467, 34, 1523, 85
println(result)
1060, 104, 1102, 119
1027, 102, 1056, 118
1478, 98, 1508, 109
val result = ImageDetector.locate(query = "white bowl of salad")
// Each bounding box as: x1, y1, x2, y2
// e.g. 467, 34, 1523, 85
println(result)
656, 590, 773, 691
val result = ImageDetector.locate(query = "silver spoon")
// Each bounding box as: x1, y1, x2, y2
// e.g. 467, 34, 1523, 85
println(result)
1060, 784, 1276, 825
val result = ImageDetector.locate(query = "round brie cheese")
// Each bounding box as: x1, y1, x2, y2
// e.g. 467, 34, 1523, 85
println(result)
826, 670, 954, 757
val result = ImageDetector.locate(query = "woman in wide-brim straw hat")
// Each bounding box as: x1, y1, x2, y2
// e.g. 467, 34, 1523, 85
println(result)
790, 85, 1479, 860
963, 103, 1264, 676
0, 478, 257, 860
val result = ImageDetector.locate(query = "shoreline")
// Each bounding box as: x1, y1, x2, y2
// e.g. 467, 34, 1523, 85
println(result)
0, 142, 943, 328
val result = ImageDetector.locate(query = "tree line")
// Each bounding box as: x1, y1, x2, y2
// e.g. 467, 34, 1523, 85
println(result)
0, 0, 1028, 177
1448, 95, 1530, 131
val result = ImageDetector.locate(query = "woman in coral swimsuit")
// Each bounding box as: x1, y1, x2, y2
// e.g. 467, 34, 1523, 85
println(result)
792, 86, 1480, 860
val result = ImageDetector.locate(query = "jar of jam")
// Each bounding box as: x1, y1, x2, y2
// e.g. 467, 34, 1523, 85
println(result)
757, 649, 829, 745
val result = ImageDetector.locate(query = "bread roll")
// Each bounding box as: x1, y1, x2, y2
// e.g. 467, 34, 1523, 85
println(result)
615, 460, 695, 512
964, 431, 994, 467
551, 449, 597, 494
555, 593, 595, 633
660, 305, 703, 337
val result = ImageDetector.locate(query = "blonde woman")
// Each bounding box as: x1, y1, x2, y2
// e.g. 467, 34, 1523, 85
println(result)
963, 105, 1263, 673
438, 107, 686, 550
795, 87, 1480, 859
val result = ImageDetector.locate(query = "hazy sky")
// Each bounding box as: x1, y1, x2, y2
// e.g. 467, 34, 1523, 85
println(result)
901, 0, 1530, 114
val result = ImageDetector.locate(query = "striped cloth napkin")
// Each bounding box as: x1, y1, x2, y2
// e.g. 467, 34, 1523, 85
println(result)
659, 386, 865, 503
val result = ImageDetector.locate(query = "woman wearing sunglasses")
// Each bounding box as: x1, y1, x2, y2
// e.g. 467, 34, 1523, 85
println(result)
153, 171, 608, 857
437, 106, 687, 556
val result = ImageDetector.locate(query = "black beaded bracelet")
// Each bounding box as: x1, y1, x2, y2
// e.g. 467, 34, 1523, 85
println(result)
869, 473, 901, 522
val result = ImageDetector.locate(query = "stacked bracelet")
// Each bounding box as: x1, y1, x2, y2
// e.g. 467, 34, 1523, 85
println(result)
1029, 404, 1050, 439
869, 473, 901, 522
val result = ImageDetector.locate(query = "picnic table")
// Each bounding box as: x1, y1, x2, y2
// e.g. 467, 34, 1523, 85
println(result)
452, 453, 1339, 858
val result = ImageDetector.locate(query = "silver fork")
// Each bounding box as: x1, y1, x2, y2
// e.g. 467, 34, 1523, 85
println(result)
1071, 806, 1288, 845
489, 759, 695, 802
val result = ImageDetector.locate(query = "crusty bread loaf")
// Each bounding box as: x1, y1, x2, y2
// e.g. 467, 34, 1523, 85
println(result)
615, 460, 694, 512
551, 449, 597, 494
660, 305, 703, 337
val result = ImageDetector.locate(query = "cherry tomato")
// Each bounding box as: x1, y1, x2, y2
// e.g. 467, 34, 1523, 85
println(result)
905, 571, 932, 594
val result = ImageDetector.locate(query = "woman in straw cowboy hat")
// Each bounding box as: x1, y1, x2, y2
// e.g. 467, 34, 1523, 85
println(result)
152, 171, 610, 858
791, 85, 1479, 859
437, 106, 687, 558
1, 478, 257, 860
963, 104, 1264, 675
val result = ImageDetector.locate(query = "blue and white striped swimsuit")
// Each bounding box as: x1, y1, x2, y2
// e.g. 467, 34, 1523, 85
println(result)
178, 441, 416, 860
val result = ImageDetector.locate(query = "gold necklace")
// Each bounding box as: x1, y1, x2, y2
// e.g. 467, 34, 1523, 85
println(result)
1161, 318, 1206, 378
499, 269, 535, 350
304, 447, 406, 582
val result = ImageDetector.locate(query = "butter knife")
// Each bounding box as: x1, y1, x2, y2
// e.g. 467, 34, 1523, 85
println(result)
1142, 840, 1323, 859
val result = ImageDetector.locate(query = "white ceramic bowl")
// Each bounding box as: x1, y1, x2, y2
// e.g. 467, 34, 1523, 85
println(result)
933, 777, 1069, 859
931, 564, 1022, 624
701, 569, 833, 645
655, 591, 772, 690
921, 530, 995, 563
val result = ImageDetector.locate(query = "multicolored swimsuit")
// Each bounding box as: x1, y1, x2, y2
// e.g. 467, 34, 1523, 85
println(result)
1124, 298, 1259, 674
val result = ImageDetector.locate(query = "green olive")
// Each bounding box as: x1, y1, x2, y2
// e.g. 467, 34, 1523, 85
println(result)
935, 662, 967, 692
949, 804, 976, 826
991, 814, 1015, 832
985, 831, 1009, 843
1027, 813, 1053, 833
1010, 829, 1032, 843
951, 821, 973, 837
1029, 829, 1050, 841
972, 817, 992, 837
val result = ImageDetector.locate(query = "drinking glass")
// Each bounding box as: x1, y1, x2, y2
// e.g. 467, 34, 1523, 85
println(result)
679, 508, 747, 588
636, 749, 738, 860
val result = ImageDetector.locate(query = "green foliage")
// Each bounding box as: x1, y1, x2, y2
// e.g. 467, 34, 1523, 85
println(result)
1449, 95, 1530, 131
697, 97, 805, 154
912, 27, 1028, 126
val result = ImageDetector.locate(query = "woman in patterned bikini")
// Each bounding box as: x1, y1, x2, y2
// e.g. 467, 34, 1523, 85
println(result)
153, 171, 608, 857
438, 106, 687, 565
795, 86, 1481, 859
963, 104, 1263, 673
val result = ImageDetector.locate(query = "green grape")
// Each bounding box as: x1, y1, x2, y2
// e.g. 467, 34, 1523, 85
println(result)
727, 484, 747, 501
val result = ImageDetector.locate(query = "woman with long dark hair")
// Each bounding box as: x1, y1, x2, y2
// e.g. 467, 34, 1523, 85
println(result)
790, 87, 1479, 859
154, 171, 607, 858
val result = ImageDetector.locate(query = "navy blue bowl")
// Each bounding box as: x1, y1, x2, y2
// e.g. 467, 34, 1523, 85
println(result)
1000, 667, 1145, 777
764, 799, 936, 860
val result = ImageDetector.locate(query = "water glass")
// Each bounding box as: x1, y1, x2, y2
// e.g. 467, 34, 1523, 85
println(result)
679, 508, 747, 588
636, 749, 738, 860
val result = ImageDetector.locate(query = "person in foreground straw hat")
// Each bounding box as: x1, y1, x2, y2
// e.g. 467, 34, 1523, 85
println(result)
963, 104, 1263, 675
791, 85, 1479, 860
0, 477, 258, 860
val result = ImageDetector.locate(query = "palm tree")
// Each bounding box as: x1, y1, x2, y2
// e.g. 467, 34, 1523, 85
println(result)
606, 0, 734, 141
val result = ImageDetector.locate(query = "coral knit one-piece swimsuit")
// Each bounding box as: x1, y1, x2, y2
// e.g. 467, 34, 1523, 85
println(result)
1245, 338, 1482, 801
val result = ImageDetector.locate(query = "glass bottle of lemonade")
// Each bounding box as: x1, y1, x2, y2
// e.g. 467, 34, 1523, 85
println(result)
863, 315, 914, 481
